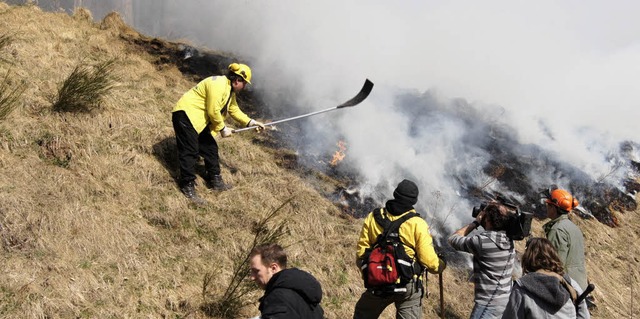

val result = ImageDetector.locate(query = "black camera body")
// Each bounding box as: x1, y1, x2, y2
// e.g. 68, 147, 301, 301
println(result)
505, 209, 534, 240
471, 196, 533, 241
471, 202, 487, 218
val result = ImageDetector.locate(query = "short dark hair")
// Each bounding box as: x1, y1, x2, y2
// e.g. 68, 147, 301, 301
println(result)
249, 243, 287, 268
521, 237, 564, 275
484, 202, 511, 231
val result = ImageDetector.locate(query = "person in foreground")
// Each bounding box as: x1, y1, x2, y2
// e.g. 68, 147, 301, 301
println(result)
501, 237, 590, 319
171, 62, 265, 203
249, 243, 324, 319
353, 179, 445, 319
448, 201, 516, 319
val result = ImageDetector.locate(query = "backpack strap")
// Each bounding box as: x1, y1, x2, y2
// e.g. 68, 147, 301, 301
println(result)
535, 270, 578, 304
373, 208, 419, 244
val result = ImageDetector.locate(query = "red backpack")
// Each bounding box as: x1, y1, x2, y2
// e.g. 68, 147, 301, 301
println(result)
361, 208, 422, 291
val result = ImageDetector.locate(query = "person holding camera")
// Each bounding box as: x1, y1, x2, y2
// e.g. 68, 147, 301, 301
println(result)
448, 202, 516, 319
501, 237, 590, 318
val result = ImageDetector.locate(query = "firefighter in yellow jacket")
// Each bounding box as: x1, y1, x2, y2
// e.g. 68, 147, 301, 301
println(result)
172, 63, 264, 202
354, 179, 445, 319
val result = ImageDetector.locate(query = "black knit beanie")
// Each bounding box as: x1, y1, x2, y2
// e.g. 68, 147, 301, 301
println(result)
385, 179, 419, 216
393, 179, 419, 206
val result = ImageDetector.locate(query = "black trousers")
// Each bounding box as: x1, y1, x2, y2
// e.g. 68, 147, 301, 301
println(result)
172, 111, 220, 186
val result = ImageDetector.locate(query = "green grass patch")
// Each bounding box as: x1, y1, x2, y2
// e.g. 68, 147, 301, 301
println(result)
52, 59, 118, 113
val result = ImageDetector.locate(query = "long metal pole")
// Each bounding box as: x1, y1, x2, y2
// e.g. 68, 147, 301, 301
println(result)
233, 79, 373, 133
439, 272, 445, 319
233, 106, 340, 133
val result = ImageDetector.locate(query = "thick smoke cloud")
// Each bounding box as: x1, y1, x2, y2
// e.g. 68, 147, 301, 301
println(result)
28, 0, 640, 229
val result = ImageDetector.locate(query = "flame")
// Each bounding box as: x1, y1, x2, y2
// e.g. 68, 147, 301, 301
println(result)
330, 140, 347, 167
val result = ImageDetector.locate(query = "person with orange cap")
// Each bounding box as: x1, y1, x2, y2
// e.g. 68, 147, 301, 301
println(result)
542, 186, 588, 293
172, 63, 265, 203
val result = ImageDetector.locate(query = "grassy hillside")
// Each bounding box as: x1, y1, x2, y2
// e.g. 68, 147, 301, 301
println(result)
0, 3, 638, 318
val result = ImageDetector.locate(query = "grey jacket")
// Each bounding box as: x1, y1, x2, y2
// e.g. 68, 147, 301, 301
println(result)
501, 272, 590, 319
448, 230, 515, 307
544, 215, 588, 290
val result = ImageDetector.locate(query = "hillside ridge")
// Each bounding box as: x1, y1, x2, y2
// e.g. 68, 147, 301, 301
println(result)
0, 3, 638, 319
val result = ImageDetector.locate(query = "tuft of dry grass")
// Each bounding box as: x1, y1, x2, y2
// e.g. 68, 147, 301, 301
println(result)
0, 32, 15, 64
51, 59, 118, 113
0, 32, 26, 121
0, 70, 26, 121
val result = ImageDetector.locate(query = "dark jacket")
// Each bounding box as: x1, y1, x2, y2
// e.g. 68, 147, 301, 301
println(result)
501, 272, 590, 319
259, 268, 324, 319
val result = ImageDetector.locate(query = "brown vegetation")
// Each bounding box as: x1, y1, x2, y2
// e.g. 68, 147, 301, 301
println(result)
0, 2, 638, 318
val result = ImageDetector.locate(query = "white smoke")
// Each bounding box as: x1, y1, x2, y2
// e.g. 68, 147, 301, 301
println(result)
35, 0, 640, 229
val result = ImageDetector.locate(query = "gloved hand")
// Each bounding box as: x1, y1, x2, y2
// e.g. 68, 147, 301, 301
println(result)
248, 119, 266, 132
220, 126, 233, 138
427, 255, 447, 274
436, 257, 447, 274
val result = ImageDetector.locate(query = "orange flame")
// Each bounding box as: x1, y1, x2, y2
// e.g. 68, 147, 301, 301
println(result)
330, 140, 347, 167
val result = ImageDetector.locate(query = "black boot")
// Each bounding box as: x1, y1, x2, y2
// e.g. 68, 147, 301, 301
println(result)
208, 174, 232, 191
179, 181, 207, 205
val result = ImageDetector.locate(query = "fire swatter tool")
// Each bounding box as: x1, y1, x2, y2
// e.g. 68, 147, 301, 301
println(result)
233, 79, 374, 133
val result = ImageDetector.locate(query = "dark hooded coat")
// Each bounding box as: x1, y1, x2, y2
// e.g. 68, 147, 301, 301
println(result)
258, 268, 324, 319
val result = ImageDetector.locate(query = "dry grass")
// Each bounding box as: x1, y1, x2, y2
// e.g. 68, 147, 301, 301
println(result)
0, 2, 638, 319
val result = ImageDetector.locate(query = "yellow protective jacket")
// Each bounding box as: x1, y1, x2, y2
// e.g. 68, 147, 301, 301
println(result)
172, 75, 251, 136
356, 208, 441, 274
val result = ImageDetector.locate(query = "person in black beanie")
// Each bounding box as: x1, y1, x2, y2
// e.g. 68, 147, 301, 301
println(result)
353, 179, 445, 319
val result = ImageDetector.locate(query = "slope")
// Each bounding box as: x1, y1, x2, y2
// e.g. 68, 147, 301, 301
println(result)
0, 3, 638, 319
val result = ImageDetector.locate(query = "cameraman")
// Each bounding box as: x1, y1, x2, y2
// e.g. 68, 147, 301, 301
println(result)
448, 202, 516, 319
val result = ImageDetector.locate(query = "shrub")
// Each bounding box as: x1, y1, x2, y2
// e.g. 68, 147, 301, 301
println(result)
201, 197, 292, 318
52, 59, 118, 113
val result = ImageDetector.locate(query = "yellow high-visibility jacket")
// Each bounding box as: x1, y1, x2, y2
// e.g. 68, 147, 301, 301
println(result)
172, 75, 251, 136
356, 208, 441, 274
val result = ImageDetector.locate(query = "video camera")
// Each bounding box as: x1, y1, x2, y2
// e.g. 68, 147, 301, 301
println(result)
471, 195, 533, 241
